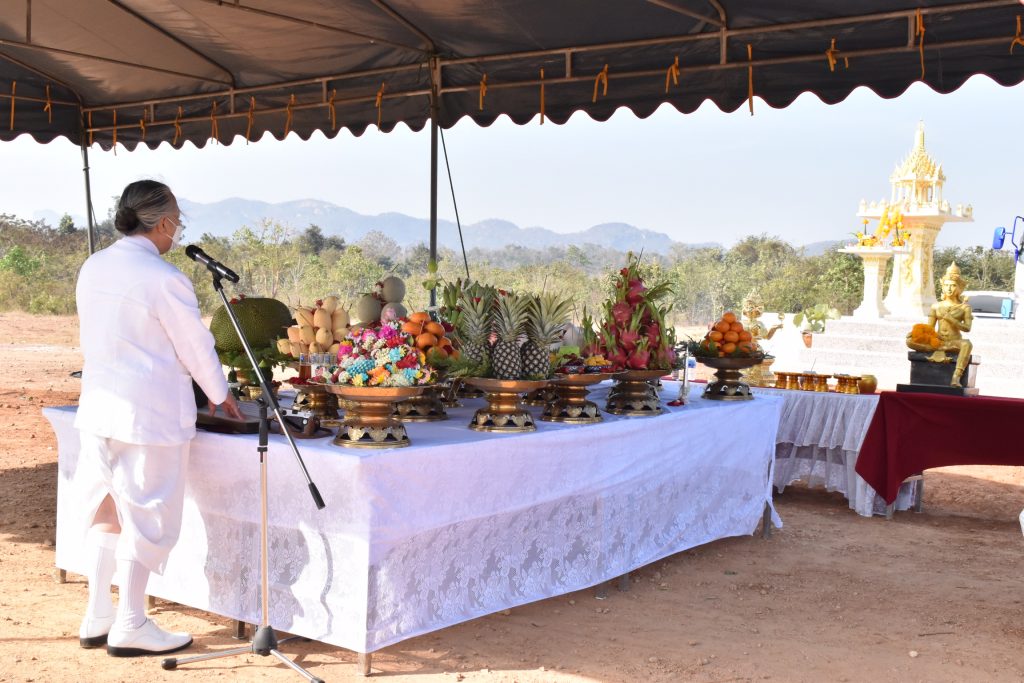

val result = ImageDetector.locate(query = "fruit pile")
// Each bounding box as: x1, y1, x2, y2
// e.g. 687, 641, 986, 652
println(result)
279, 296, 350, 358
696, 311, 759, 357
591, 254, 676, 371
401, 311, 459, 362
453, 285, 573, 380
554, 352, 613, 374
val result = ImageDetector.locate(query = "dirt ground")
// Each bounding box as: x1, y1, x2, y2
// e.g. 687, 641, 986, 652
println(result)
1, 311, 1023, 683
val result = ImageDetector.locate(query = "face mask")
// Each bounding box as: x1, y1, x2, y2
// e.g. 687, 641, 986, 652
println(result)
165, 217, 184, 249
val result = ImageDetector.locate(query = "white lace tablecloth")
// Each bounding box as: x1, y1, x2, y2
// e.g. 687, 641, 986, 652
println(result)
748, 386, 915, 516
46, 385, 782, 654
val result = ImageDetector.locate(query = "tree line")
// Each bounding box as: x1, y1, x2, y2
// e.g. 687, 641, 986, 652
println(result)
0, 212, 1016, 322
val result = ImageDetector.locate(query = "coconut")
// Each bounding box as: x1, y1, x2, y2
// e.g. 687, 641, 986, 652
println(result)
328, 342, 340, 356
380, 276, 406, 303
381, 302, 408, 323
355, 294, 382, 324
276, 338, 292, 355
286, 325, 302, 343
299, 325, 316, 345
333, 328, 348, 343
309, 342, 324, 354
289, 342, 303, 358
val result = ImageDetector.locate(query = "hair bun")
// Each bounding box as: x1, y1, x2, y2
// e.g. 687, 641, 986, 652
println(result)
114, 205, 140, 235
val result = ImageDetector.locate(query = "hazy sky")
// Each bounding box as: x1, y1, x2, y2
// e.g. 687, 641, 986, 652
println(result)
3, 75, 1022, 249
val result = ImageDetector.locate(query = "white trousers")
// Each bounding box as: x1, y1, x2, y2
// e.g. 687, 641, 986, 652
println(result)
75, 432, 190, 575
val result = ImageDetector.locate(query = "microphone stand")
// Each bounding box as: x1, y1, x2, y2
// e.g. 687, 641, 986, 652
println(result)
163, 273, 326, 683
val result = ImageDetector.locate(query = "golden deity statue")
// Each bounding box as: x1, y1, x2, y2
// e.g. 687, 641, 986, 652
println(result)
741, 289, 783, 387
905, 262, 973, 387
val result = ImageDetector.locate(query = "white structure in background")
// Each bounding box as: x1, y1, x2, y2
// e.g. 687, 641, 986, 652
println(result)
840, 245, 900, 320
854, 122, 973, 319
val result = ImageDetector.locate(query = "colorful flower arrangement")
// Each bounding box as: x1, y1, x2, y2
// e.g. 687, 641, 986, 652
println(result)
321, 321, 436, 387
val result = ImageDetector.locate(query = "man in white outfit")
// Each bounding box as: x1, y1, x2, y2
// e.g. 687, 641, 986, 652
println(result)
75, 180, 242, 656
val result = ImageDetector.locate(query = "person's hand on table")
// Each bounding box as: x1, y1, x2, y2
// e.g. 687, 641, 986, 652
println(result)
209, 392, 243, 420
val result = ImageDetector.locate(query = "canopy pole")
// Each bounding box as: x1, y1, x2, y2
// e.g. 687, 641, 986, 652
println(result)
428, 56, 439, 308
81, 141, 96, 254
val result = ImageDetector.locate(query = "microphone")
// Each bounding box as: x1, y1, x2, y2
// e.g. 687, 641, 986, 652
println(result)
185, 245, 240, 283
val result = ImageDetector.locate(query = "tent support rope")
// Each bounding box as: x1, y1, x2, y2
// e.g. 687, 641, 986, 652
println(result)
439, 126, 470, 280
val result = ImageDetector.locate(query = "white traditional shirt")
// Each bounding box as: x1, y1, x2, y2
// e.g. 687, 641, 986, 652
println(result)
75, 235, 228, 445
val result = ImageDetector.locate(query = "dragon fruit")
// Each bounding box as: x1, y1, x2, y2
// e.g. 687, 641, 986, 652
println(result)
584, 253, 676, 371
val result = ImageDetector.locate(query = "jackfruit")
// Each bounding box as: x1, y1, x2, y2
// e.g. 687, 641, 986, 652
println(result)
210, 297, 292, 354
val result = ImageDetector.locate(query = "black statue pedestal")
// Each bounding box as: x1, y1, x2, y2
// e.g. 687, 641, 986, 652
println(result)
896, 351, 980, 397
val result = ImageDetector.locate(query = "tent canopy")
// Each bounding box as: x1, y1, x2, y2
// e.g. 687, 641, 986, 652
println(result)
2, 0, 1024, 150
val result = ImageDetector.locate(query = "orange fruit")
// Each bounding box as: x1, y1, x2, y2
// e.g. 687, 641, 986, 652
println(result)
730, 322, 744, 333
708, 330, 724, 342
409, 311, 431, 324
714, 321, 731, 334
401, 320, 423, 336
722, 342, 737, 354
424, 321, 445, 337
737, 341, 755, 354
723, 331, 739, 343
738, 330, 752, 342
415, 332, 438, 349
718, 351, 726, 357
722, 311, 737, 324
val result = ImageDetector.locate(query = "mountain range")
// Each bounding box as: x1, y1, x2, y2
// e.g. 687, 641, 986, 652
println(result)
173, 198, 696, 254
30, 198, 846, 256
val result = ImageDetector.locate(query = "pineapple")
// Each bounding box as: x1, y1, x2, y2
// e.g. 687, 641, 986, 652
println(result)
521, 293, 573, 377
491, 292, 530, 379
456, 290, 493, 366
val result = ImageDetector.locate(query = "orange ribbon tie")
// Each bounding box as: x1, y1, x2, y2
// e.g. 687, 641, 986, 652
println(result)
915, 9, 926, 80
592, 64, 608, 103
665, 57, 680, 94
747, 44, 754, 116
1011, 16, 1024, 54
478, 74, 487, 111
539, 68, 545, 124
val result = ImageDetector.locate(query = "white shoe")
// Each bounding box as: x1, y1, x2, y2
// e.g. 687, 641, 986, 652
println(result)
106, 619, 192, 657
79, 613, 116, 648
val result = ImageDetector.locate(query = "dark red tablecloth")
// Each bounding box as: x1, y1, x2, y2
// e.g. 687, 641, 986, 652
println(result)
855, 391, 1024, 504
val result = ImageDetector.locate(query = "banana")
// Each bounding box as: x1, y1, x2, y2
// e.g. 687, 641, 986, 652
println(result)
332, 307, 349, 329
294, 307, 315, 327
321, 296, 339, 315
313, 307, 332, 330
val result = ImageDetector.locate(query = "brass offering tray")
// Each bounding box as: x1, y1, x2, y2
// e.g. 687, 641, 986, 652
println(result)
606, 368, 666, 416
290, 381, 342, 426
325, 385, 424, 448
394, 385, 448, 422
697, 355, 763, 401
542, 372, 614, 424
463, 377, 549, 432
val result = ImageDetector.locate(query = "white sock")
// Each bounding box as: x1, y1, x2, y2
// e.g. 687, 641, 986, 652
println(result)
85, 529, 118, 619
114, 559, 150, 631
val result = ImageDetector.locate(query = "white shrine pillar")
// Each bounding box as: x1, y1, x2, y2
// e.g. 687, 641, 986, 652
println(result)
840, 246, 893, 319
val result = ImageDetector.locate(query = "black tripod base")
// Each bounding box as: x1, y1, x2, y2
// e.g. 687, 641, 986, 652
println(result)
161, 627, 323, 682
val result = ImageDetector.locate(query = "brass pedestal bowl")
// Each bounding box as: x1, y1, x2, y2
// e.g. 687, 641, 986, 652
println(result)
606, 369, 666, 416
542, 373, 613, 424
523, 386, 558, 407
325, 385, 424, 448
698, 356, 764, 401
290, 382, 342, 427
463, 377, 549, 432
394, 385, 448, 422
743, 355, 777, 388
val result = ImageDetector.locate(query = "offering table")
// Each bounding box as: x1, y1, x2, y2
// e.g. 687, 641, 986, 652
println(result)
46, 386, 781, 655
856, 391, 1024, 505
